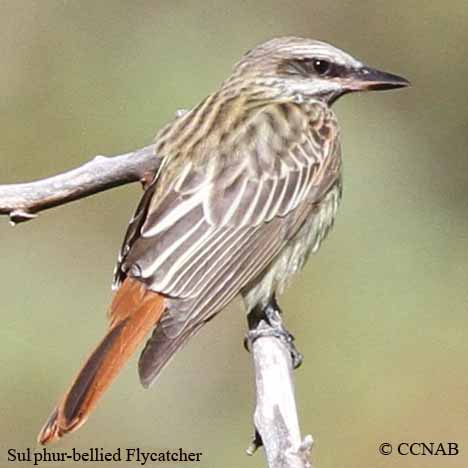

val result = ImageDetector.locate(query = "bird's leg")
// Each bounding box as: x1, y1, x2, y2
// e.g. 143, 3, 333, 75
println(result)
245, 296, 303, 369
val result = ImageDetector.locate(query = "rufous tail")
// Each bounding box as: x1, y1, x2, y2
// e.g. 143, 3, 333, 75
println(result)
37, 278, 165, 445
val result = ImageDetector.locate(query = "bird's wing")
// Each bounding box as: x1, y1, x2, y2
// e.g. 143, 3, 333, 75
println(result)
114, 102, 341, 385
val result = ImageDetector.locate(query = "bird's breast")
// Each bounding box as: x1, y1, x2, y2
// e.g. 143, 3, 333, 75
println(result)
242, 178, 342, 312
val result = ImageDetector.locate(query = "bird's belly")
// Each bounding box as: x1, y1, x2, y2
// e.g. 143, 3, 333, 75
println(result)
242, 182, 341, 312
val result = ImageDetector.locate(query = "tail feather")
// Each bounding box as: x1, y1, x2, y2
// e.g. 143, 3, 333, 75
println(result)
38, 278, 165, 445
138, 322, 204, 388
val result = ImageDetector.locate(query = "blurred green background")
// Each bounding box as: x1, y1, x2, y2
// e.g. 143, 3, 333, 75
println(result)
1, 1, 467, 467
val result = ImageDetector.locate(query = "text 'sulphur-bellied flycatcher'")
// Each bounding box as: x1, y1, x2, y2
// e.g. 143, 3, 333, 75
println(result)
37, 37, 409, 444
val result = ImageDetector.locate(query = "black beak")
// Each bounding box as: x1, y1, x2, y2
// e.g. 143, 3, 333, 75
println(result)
349, 66, 410, 91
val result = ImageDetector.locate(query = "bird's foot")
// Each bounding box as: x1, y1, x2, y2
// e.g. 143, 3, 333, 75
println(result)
245, 297, 303, 369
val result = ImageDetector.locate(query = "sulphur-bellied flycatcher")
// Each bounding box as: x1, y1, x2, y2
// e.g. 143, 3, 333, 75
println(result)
38, 37, 409, 444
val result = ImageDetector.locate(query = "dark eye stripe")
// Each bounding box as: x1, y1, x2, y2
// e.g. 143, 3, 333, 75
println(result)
279, 58, 348, 78
288, 59, 315, 75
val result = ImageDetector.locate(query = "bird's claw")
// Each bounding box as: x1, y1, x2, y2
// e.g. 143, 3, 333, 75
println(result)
245, 297, 303, 369
246, 327, 303, 369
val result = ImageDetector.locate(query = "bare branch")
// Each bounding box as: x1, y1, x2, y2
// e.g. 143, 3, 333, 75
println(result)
0, 145, 160, 224
247, 314, 313, 468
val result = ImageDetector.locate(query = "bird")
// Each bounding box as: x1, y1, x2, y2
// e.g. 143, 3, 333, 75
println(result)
37, 37, 409, 444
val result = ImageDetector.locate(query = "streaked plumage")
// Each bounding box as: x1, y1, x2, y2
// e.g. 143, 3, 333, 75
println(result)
38, 37, 409, 443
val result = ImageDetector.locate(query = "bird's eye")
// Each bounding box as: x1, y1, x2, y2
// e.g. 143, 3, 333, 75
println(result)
312, 58, 331, 76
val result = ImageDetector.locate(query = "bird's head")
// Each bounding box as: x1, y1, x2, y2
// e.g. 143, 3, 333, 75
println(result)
229, 37, 409, 104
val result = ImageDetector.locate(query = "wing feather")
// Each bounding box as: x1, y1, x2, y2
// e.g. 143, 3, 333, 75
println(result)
112, 101, 341, 385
